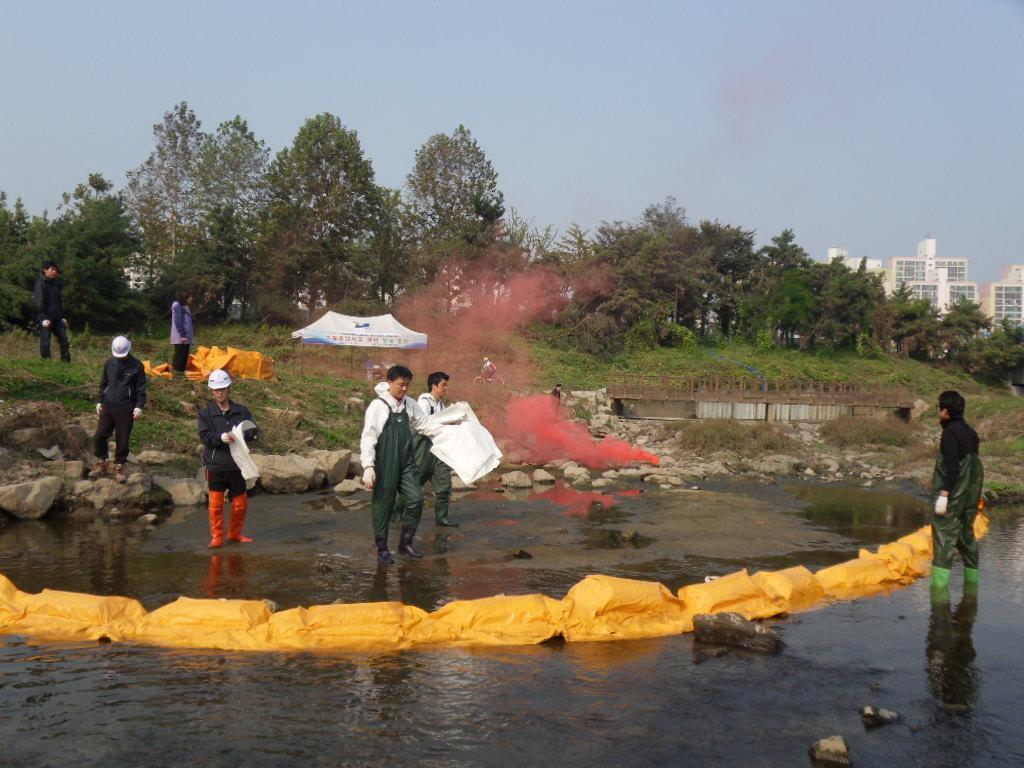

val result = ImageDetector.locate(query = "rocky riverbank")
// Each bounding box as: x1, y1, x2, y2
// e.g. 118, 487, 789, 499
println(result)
1, 390, 1019, 525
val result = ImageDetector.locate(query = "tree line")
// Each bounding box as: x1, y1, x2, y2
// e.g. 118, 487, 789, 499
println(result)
1, 101, 1021, 380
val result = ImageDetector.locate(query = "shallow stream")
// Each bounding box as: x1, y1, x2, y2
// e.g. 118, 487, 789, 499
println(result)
1, 480, 1021, 766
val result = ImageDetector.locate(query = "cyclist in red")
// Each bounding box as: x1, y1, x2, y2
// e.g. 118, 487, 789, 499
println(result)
481, 357, 498, 382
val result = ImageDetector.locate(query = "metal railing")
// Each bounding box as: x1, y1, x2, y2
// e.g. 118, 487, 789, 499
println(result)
608, 374, 914, 407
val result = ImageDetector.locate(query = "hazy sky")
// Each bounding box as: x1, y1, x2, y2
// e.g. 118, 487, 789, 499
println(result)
2, 0, 1022, 282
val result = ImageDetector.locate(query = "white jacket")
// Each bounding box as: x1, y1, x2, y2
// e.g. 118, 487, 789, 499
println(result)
360, 381, 432, 469
417, 392, 446, 416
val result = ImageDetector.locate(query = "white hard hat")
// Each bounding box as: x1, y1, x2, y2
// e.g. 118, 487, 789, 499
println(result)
483, 357, 489, 362
111, 335, 131, 358
208, 369, 232, 389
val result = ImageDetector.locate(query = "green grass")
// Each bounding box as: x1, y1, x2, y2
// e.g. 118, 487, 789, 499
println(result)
0, 327, 366, 457
527, 328, 986, 396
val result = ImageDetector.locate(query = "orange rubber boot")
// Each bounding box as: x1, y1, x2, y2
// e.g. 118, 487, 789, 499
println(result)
208, 490, 225, 548
228, 492, 253, 543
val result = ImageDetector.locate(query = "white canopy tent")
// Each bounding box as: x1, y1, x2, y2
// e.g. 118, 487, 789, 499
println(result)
291, 312, 428, 350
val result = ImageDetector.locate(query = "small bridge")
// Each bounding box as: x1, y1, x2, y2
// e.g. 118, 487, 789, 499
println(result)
607, 374, 917, 422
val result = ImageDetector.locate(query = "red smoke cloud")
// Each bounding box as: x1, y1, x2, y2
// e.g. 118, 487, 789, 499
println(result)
500, 395, 659, 469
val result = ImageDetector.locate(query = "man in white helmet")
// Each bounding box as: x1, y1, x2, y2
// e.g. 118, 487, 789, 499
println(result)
198, 369, 258, 548
89, 335, 146, 483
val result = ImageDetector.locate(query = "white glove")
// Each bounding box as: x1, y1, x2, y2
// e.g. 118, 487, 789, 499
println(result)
42, 319, 51, 328
362, 467, 376, 489
221, 432, 233, 443
934, 494, 948, 516
95, 403, 103, 415
132, 408, 142, 420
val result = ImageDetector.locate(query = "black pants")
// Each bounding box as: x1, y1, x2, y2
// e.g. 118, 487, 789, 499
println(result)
39, 322, 70, 362
172, 343, 190, 372
94, 407, 134, 464
206, 468, 246, 498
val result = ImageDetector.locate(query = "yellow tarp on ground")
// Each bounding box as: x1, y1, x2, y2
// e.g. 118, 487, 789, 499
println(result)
142, 346, 276, 382
0, 514, 990, 653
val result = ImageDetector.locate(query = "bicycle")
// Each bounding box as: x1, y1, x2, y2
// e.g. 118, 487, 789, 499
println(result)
474, 375, 506, 385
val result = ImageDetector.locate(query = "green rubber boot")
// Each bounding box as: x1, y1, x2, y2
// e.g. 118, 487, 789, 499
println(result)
930, 565, 951, 601
964, 567, 979, 584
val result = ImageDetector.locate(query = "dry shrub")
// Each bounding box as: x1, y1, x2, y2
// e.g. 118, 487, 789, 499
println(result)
892, 440, 936, 470
820, 416, 916, 448
0, 400, 70, 434
660, 418, 801, 457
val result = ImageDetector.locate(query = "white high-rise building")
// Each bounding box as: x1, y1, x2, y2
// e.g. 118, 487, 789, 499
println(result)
980, 265, 1024, 326
827, 246, 882, 272
887, 238, 977, 314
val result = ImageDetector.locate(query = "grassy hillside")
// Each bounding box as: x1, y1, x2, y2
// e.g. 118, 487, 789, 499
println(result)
1, 324, 1020, 486
526, 328, 986, 394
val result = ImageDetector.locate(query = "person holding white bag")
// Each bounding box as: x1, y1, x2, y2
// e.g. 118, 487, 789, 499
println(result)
198, 369, 258, 548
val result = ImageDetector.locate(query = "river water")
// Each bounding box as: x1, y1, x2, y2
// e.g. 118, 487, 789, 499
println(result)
1, 481, 1022, 767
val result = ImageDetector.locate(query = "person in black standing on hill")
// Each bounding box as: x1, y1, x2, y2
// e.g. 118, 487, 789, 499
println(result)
34, 260, 70, 362
89, 336, 147, 483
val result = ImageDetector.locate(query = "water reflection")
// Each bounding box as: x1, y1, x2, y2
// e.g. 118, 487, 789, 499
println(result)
926, 587, 979, 709
205, 554, 248, 599
790, 484, 929, 545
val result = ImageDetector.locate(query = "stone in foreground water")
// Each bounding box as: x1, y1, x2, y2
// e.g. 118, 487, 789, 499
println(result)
692, 612, 782, 654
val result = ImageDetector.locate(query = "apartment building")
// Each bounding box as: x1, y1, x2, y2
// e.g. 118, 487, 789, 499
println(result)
980, 265, 1024, 326
886, 238, 977, 314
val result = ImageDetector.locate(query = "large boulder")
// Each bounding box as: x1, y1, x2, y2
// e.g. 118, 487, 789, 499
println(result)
0, 476, 62, 519
501, 471, 533, 489
72, 477, 152, 508
252, 453, 323, 493
42, 459, 87, 485
563, 464, 590, 484
5, 427, 62, 452
532, 468, 556, 484
152, 476, 207, 506
692, 612, 782, 654
307, 449, 352, 485
136, 450, 190, 466
264, 407, 302, 428
808, 735, 851, 767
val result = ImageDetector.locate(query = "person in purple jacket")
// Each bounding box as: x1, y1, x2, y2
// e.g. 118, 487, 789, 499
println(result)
170, 290, 194, 374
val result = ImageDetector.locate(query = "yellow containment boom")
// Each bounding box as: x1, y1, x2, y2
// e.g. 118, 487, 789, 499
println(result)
0, 515, 989, 653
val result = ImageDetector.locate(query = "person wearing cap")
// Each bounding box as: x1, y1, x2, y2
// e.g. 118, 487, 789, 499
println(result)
89, 336, 146, 483
34, 260, 70, 362
198, 369, 258, 548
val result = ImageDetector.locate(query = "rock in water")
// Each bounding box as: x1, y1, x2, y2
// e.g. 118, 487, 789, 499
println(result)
501, 471, 533, 489
252, 454, 323, 493
333, 478, 363, 495
138, 513, 159, 525
531, 468, 556, 484
307, 449, 353, 485
511, 549, 533, 559
808, 735, 851, 767
692, 612, 782, 654
152, 476, 208, 506
0, 476, 62, 519
859, 705, 901, 729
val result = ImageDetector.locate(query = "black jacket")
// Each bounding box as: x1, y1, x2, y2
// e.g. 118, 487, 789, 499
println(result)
939, 417, 980, 493
34, 275, 65, 323
98, 355, 147, 410
198, 401, 257, 471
